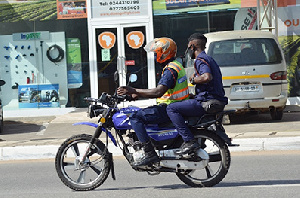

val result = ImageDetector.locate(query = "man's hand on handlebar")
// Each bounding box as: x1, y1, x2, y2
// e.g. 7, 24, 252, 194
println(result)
117, 86, 138, 101
117, 86, 135, 95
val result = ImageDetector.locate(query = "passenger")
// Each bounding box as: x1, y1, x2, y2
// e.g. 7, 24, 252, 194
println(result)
117, 37, 189, 166
167, 33, 229, 155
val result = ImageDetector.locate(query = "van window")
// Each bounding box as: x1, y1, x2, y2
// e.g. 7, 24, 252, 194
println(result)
207, 38, 282, 67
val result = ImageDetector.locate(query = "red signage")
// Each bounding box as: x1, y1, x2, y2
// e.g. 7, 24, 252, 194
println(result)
125, 60, 135, 66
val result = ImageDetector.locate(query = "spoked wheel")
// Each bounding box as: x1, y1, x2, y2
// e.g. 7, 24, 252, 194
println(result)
176, 130, 231, 187
55, 134, 111, 191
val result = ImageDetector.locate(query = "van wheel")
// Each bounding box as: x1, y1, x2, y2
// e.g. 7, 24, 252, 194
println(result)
270, 108, 283, 120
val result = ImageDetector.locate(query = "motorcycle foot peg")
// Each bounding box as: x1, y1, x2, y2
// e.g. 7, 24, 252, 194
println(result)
228, 142, 240, 147
227, 138, 240, 147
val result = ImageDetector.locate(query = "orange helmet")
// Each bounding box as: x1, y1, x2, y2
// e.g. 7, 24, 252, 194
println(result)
144, 37, 177, 63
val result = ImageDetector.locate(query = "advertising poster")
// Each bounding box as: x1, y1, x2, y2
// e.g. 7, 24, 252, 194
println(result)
153, 0, 241, 15
18, 84, 60, 108
0, 1, 57, 21
277, 5, 300, 97
241, 0, 299, 8
234, 7, 257, 30
57, 0, 87, 19
165, 0, 231, 10
66, 38, 83, 89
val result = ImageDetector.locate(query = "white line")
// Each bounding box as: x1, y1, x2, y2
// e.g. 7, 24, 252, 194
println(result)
245, 184, 300, 188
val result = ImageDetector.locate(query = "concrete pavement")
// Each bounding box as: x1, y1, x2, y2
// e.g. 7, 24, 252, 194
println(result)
1, 106, 300, 160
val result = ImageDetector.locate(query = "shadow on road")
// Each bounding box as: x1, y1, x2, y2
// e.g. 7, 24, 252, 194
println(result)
219, 179, 300, 187
2, 120, 42, 135
1, 116, 55, 135
95, 184, 189, 192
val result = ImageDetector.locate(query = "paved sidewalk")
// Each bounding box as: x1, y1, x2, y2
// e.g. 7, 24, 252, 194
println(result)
0, 107, 300, 160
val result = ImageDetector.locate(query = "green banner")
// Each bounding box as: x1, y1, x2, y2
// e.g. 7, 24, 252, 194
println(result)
66, 38, 83, 89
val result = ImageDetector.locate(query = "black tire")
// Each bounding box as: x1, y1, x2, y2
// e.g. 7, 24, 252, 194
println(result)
55, 134, 111, 191
176, 130, 231, 187
270, 108, 283, 120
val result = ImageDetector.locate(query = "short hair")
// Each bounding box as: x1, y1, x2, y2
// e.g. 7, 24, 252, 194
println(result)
188, 33, 207, 50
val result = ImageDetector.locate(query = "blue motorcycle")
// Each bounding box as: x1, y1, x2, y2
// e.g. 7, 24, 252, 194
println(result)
55, 84, 234, 191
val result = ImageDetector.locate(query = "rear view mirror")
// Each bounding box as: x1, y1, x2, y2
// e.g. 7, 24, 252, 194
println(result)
114, 71, 119, 85
0, 80, 5, 86
129, 74, 137, 83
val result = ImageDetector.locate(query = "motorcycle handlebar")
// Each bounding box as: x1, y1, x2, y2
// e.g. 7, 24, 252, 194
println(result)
84, 94, 133, 104
114, 94, 133, 102
84, 97, 98, 102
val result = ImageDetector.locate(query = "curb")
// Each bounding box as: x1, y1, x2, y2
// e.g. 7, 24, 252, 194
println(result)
1, 136, 300, 161
230, 136, 300, 152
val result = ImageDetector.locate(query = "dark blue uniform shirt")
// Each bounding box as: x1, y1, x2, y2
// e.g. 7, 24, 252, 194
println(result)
158, 67, 177, 89
194, 51, 228, 104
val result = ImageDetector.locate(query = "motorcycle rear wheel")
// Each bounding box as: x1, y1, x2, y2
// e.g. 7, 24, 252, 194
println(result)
176, 129, 230, 187
55, 134, 111, 191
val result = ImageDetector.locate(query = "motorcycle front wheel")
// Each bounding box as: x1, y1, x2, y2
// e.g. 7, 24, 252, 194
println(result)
176, 129, 231, 187
55, 134, 111, 191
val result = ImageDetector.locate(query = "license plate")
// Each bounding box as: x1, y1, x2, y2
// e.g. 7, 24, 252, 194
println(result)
232, 84, 260, 92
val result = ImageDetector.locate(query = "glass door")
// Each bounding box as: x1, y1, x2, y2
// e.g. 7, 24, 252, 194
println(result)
95, 27, 118, 95
95, 24, 149, 96
122, 25, 148, 89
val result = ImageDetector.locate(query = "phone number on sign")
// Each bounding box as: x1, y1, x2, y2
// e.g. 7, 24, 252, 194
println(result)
109, 6, 140, 11
109, 0, 140, 5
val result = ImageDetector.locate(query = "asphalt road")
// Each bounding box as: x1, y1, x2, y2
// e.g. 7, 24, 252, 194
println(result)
0, 150, 299, 198
2, 110, 300, 144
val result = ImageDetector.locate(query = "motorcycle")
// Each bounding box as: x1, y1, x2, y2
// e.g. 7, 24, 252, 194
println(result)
55, 73, 236, 191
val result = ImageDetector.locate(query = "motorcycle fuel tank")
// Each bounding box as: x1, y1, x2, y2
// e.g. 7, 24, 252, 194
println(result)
112, 106, 140, 130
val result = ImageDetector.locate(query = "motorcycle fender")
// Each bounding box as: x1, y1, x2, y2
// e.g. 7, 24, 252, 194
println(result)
73, 122, 117, 146
73, 122, 98, 128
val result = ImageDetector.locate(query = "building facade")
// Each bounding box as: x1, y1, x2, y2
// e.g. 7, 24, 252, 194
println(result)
0, 0, 299, 110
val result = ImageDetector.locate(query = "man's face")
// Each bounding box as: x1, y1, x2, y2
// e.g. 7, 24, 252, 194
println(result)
186, 40, 196, 59
187, 40, 197, 49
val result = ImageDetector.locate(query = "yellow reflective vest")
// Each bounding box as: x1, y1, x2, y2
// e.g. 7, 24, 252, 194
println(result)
157, 60, 189, 105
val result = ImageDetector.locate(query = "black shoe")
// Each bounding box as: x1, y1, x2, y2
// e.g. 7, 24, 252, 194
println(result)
174, 139, 200, 155
133, 141, 159, 167
133, 150, 159, 167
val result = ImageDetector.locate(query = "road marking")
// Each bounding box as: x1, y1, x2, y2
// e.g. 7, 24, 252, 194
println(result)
245, 184, 300, 188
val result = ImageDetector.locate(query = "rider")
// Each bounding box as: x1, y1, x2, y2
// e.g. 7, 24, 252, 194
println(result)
117, 37, 189, 166
166, 33, 229, 155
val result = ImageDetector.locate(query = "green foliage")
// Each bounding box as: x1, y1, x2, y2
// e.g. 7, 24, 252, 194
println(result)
0, 0, 57, 22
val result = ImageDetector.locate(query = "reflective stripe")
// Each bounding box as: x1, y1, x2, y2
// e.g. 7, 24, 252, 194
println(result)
167, 62, 182, 73
157, 60, 189, 105
160, 89, 189, 101
161, 86, 189, 99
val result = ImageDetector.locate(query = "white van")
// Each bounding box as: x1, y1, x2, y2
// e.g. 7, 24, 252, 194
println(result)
187, 30, 288, 120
